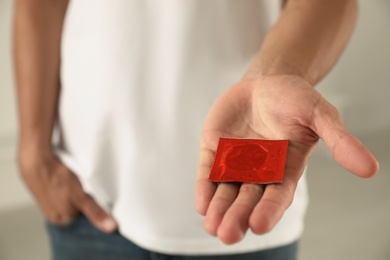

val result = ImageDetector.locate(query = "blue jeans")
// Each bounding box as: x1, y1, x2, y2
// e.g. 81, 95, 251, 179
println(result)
46, 214, 298, 260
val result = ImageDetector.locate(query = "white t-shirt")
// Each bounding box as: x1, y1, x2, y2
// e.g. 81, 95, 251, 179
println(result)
56, 0, 308, 255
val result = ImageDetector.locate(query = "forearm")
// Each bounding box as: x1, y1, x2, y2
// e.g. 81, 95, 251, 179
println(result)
243, 0, 358, 85
13, 0, 69, 157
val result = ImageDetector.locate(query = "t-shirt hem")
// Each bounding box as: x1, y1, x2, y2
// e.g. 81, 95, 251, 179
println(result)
117, 218, 304, 255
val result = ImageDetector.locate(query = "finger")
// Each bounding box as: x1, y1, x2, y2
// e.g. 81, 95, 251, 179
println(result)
217, 183, 264, 244
196, 145, 217, 215
203, 183, 240, 236
73, 192, 117, 233
45, 203, 79, 225
313, 98, 379, 178
249, 178, 297, 234
42, 162, 80, 225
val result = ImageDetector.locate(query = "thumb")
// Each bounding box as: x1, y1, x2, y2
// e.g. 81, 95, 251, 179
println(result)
73, 192, 118, 233
313, 98, 379, 178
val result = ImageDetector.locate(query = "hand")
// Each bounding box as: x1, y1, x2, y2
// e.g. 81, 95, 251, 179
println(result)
196, 75, 379, 244
18, 148, 117, 233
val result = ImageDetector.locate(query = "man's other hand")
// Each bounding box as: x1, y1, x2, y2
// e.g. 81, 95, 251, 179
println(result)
18, 149, 117, 233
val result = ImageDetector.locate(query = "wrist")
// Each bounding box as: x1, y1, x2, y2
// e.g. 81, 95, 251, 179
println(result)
241, 55, 311, 84
239, 73, 311, 91
18, 130, 53, 150
17, 138, 55, 169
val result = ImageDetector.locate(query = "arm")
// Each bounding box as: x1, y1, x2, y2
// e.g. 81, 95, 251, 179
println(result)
196, 0, 378, 244
244, 0, 358, 84
13, 0, 116, 233
14, 0, 66, 156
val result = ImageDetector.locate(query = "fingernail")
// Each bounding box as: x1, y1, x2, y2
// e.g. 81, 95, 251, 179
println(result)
102, 217, 117, 232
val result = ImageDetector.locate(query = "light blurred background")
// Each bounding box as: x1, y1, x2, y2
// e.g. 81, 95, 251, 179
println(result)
0, 0, 389, 259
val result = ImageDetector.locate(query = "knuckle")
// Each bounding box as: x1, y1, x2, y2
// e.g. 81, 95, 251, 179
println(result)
75, 192, 90, 207
239, 184, 262, 194
48, 212, 74, 225
268, 183, 295, 208
262, 197, 282, 211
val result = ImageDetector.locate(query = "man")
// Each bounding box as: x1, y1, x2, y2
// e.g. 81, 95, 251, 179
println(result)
14, 0, 378, 259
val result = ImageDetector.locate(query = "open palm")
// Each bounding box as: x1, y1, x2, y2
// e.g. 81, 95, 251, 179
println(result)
196, 75, 378, 244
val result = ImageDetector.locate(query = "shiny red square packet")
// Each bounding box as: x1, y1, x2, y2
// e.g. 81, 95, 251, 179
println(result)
209, 138, 288, 184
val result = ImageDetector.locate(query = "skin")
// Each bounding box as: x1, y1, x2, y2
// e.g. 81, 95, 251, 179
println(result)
196, 0, 379, 245
13, 0, 117, 233
13, 0, 378, 245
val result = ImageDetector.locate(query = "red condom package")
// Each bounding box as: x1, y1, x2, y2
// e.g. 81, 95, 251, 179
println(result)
209, 138, 288, 184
